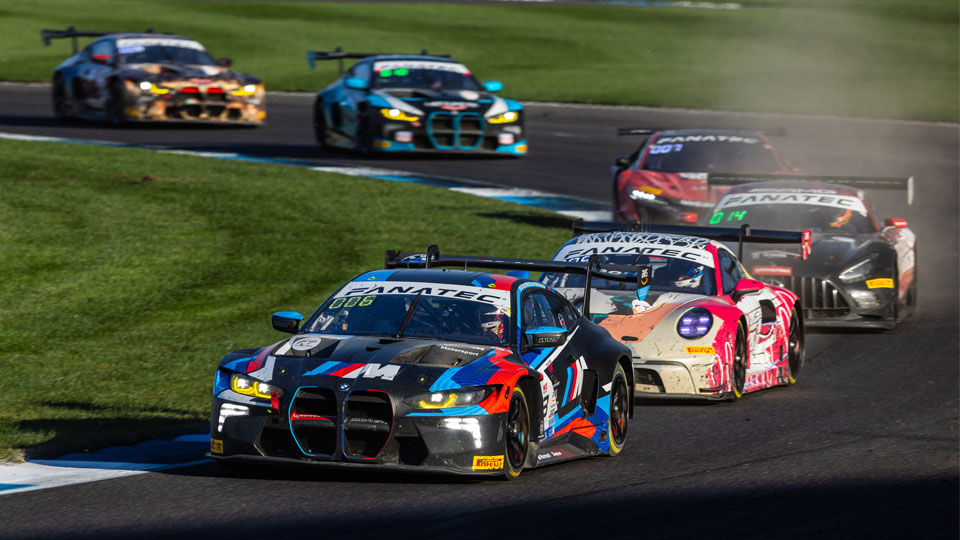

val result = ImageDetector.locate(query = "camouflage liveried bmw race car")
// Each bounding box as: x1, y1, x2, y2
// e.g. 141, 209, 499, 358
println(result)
43, 27, 265, 124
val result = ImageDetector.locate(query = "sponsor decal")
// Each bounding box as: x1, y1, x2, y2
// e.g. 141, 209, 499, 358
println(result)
631, 299, 652, 314
685, 346, 716, 355
472, 455, 504, 470
210, 439, 223, 454
866, 278, 894, 289
716, 192, 868, 213
560, 245, 712, 267
656, 135, 759, 144
424, 101, 479, 110
116, 38, 205, 51
337, 281, 510, 308
374, 60, 470, 74
753, 265, 793, 276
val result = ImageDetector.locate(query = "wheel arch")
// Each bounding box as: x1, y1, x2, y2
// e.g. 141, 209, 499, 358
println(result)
616, 355, 634, 418
515, 375, 542, 442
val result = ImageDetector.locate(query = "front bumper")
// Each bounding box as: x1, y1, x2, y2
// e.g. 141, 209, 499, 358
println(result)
122, 81, 265, 124
211, 396, 508, 476
633, 358, 728, 400
372, 111, 526, 155
756, 275, 897, 330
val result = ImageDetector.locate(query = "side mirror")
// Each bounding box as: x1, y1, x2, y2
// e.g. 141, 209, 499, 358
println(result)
614, 156, 631, 168
884, 217, 908, 229
731, 278, 765, 302
677, 212, 698, 223
482, 80, 503, 93
523, 326, 567, 351
344, 77, 368, 90
272, 311, 304, 334
91, 54, 113, 65
216, 57, 233, 68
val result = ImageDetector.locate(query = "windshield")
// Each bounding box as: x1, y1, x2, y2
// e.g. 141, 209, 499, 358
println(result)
373, 61, 480, 91
304, 287, 511, 346
117, 38, 215, 65
642, 136, 780, 173
711, 192, 876, 233
541, 254, 716, 296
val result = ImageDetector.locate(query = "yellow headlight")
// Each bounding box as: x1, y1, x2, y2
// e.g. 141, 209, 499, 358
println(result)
230, 374, 281, 399
231, 84, 260, 97
380, 108, 419, 122
487, 111, 519, 124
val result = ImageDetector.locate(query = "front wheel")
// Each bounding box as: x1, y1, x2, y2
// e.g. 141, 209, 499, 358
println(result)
786, 308, 804, 384
606, 363, 629, 456
313, 100, 328, 149
727, 322, 747, 400
107, 79, 126, 125
502, 386, 529, 479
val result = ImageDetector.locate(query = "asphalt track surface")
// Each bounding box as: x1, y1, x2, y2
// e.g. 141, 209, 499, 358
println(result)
0, 85, 957, 539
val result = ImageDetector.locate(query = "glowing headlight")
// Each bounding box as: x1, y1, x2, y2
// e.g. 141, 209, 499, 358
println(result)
380, 108, 419, 122
839, 259, 874, 283
230, 374, 282, 399
677, 308, 713, 339
487, 111, 519, 124
231, 84, 259, 97
404, 386, 493, 410
138, 82, 170, 94
850, 290, 881, 309
139, 81, 151, 91
243, 84, 256, 93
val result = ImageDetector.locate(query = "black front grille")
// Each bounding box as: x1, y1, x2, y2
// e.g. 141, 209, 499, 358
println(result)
290, 387, 338, 457
774, 276, 850, 318
427, 112, 485, 150
342, 391, 392, 459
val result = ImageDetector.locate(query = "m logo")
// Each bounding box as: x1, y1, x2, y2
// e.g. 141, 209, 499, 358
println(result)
341, 363, 401, 381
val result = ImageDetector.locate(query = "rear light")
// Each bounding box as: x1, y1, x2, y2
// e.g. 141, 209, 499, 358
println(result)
677, 212, 698, 223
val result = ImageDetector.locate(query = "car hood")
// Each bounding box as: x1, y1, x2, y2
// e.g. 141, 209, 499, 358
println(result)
122, 62, 256, 84
745, 233, 883, 277
270, 334, 516, 390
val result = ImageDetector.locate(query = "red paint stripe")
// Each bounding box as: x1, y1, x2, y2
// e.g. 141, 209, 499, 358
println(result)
568, 363, 579, 403
331, 363, 364, 377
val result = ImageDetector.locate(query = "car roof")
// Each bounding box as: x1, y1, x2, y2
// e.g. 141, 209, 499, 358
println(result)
108, 33, 193, 40
363, 55, 461, 64
653, 128, 766, 138
723, 180, 863, 199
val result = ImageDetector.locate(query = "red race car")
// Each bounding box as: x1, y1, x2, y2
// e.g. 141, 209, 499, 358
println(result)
612, 129, 796, 224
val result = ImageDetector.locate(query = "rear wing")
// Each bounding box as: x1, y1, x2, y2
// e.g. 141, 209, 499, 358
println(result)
384, 245, 650, 319
707, 173, 914, 205
42, 26, 156, 54
616, 128, 785, 138
571, 219, 812, 261
307, 47, 449, 73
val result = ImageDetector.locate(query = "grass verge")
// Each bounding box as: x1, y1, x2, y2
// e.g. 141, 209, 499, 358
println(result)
0, 0, 955, 121
0, 138, 570, 461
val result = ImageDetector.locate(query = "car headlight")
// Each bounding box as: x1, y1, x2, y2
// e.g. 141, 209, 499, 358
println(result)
380, 108, 419, 122
839, 259, 874, 283
230, 374, 283, 399
487, 111, 519, 124
629, 189, 657, 201
138, 82, 170, 95
677, 308, 713, 339
231, 84, 260, 97
404, 386, 494, 409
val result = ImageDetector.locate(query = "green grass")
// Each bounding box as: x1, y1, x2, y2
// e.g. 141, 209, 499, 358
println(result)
0, 0, 955, 121
0, 139, 570, 461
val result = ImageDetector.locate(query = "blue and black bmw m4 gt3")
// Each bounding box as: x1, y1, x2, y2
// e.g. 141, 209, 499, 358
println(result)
209, 250, 634, 478
308, 49, 526, 155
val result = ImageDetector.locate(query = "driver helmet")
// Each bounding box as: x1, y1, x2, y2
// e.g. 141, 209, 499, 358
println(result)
478, 307, 508, 340
674, 264, 705, 288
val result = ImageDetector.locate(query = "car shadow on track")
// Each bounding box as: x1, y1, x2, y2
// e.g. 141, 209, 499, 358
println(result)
161, 459, 485, 485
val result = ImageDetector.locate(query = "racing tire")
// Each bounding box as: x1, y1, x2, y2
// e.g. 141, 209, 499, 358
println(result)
786, 308, 804, 384
502, 386, 530, 480
727, 322, 747, 401
313, 100, 328, 150
52, 75, 71, 121
606, 363, 629, 456
353, 106, 373, 154
107, 79, 126, 126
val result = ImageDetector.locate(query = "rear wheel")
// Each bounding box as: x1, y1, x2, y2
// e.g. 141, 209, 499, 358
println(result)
313, 100, 328, 150
606, 363, 629, 456
728, 322, 747, 400
502, 386, 529, 479
786, 308, 804, 384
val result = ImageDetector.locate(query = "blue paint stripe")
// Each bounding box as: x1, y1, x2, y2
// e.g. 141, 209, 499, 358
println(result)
0, 484, 34, 492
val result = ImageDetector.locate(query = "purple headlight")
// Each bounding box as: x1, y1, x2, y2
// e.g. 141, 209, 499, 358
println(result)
677, 308, 713, 339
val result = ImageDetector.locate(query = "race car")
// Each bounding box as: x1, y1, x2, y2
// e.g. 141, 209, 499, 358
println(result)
210, 250, 632, 478
612, 129, 796, 224
308, 49, 526, 155
540, 221, 810, 400
43, 27, 265, 124
705, 173, 917, 329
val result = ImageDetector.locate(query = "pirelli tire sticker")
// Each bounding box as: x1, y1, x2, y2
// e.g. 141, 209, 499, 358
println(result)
472, 455, 504, 470
211, 438, 224, 454
866, 278, 895, 289
685, 346, 716, 355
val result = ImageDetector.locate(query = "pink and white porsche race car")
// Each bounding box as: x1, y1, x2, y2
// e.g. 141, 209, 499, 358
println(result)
541, 222, 811, 400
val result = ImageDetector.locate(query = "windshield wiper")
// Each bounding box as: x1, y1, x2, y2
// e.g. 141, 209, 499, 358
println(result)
395, 291, 424, 339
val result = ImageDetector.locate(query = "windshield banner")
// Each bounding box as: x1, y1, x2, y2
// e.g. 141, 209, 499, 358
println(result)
336, 281, 510, 308
716, 192, 867, 213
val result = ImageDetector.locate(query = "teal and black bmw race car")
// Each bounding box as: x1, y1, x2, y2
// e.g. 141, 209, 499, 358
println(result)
308, 49, 526, 155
